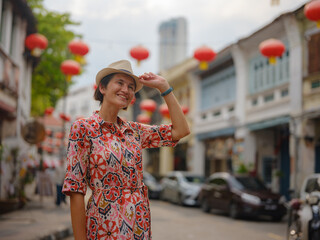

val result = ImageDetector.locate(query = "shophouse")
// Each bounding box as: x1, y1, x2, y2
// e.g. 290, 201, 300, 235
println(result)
159, 58, 197, 176
0, 0, 38, 199
293, 5, 320, 190
191, 8, 307, 198
192, 46, 237, 177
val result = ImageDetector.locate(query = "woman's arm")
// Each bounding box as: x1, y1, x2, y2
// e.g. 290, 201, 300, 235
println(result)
69, 192, 87, 240
138, 72, 190, 141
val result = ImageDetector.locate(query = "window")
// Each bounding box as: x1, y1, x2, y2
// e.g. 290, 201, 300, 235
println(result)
311, 80, 320, 89
249, 47, 290, 94
213, 111, 221, 117
252, 98, 258, 106
0, 0, 6, 43
281, 88, 289, 97
308, 33, 320, 74
264, 93, 274, 103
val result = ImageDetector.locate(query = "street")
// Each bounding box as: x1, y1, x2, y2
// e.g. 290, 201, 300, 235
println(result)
64, 200, 287, 240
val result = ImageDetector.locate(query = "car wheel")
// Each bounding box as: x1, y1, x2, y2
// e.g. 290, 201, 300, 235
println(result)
201, 198, 210, 213
229, 202, 240, 219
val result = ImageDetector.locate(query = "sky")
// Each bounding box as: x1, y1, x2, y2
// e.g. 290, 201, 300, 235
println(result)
43, 0, 308, 90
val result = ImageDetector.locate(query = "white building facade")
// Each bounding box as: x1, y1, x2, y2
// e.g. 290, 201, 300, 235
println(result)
191, 9, 311, 198
0, 0, 38, 199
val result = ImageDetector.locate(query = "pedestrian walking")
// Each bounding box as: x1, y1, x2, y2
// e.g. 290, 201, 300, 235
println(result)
54, 160, 66, 206
62, 59, 190, 240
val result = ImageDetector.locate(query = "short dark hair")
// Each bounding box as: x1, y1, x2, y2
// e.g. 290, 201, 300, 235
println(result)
94, 73, 116, 105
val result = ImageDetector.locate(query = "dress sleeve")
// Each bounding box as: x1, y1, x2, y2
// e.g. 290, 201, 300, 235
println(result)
138, 123, 179, 149
62, 120, 90, 196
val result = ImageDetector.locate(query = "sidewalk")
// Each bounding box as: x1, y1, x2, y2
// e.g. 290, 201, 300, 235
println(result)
0, 182, 73, 240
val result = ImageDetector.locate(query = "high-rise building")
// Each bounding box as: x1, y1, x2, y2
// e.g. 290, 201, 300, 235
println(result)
158, 17, 187, 71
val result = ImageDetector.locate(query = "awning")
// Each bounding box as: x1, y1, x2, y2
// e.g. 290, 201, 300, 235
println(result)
197, 127, 235, 140
247, 116, 290, 131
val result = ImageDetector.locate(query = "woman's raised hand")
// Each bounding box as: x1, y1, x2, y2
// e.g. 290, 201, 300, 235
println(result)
138, 72, 170, 93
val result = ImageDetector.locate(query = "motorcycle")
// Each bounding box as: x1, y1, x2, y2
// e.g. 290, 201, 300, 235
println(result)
287, 198, 303, 240
287, 192, 320, 240
306, 191, 320, 240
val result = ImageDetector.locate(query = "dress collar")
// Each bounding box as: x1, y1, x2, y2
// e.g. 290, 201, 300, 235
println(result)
92, 111, 131, 133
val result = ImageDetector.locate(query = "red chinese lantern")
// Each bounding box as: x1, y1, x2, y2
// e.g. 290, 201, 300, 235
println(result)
93, 84, 97, 90
59, 113, 71, 122
140, 99, 157, 116
44, 107, 54, 115
130, 96, 136, 105
181, 105, 189, 115
193, 45, 216, 70
68, 40, 90, 64
259, 39, 285, 64
137, 114, 151, 124
130, 45, 149, 66
60, 60, 81, 82
25, 33, 48, 57
159, 104, 170, 119
304, 0, 320, 28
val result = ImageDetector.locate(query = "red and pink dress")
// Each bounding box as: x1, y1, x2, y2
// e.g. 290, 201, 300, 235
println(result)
62, 111, 178, 239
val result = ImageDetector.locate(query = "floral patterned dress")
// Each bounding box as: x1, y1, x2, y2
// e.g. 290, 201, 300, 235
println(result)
62, 111, 178, 239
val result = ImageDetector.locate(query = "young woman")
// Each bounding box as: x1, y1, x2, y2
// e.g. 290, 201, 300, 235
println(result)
62, 60, 190, 239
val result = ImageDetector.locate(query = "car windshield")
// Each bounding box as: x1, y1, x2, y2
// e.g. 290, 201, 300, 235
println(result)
305, 178, 320, 193
231, 176, 267, 191
184, 176, 205, 184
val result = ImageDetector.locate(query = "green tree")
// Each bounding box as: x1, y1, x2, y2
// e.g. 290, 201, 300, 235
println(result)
27, 0, 82, 116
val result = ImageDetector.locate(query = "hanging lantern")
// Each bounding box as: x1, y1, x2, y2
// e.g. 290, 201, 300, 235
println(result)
259, 38, 285, 64
159, 104, 170, 119
60, 60, 81, 82
140, 99, 157, 116
193, 45, 216, 70
25, 33, 48, 57
59, 113, 71, 122
130, 96, 136, 105
44, 107, 54, 115
137, 114, 151, 124
68, 40, 90, 64
181, 105, 189, 115
304, 0, 320, 28
130, 45, 149, 66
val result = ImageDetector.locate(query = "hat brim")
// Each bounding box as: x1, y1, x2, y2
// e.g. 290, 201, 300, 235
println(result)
96, 68, 143, 93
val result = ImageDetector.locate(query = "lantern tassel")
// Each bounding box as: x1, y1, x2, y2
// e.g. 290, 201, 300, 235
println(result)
136, 60, 141, 67
146, 111, 152, 117
31, 48, 42, 57
269, 56, 277, 65
199, 61, 208, 70
317, 21, 320, 28
75, 55, 86, 65
66, 75, 72, 82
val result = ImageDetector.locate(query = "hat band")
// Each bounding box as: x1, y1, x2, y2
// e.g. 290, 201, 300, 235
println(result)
119, 69, 133, 75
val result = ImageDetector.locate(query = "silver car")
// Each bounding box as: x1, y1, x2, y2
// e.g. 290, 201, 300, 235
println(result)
160, 171, 205, 206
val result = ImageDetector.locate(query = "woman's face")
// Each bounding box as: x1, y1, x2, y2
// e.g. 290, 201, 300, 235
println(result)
100, 73, 136, 109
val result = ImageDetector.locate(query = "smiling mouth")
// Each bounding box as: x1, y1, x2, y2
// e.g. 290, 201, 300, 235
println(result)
117, 94, 128, 101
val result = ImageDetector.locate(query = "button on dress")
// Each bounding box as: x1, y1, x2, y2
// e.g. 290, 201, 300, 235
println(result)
62, 112, 178, 239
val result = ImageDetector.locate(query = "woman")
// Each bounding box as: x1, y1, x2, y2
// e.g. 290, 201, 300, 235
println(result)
62, 60, 190, 239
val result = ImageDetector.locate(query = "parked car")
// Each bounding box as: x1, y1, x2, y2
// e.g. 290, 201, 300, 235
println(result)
160, 171, 205, 206
199, 172, 287, 221
143, 171, 162, 199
